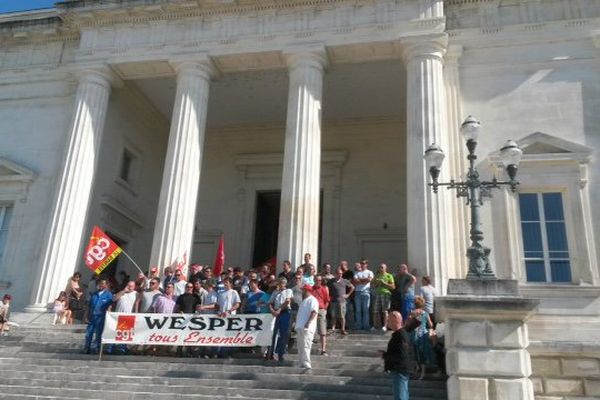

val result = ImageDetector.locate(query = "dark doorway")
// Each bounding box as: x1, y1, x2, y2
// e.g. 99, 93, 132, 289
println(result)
102, 232, 127, 289
252, 191, 324, 269
252, 191, 280, 267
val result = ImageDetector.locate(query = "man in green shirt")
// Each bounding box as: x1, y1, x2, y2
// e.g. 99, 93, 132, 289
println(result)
372, 263, 395, 331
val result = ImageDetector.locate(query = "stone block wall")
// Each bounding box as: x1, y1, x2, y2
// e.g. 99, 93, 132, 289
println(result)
532, 355, 600, 399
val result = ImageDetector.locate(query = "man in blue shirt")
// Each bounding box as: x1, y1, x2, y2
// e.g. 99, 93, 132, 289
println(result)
83, 279, 113, 354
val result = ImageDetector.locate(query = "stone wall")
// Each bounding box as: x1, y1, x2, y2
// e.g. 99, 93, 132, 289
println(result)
531, 348, 600, 399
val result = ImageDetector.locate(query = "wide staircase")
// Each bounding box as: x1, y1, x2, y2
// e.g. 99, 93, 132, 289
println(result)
0, 314, 447, 400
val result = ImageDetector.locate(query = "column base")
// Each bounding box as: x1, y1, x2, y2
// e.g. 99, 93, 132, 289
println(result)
23, 303, 50, 313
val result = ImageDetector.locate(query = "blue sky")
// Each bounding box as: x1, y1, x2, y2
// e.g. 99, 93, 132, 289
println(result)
0, 0, 57, 13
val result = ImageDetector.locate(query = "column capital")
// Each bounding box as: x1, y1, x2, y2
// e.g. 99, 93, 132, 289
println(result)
399, 34, 448, 65
170, 55, 218, 81
283, 44, 329, 71
71, 65, 123, 89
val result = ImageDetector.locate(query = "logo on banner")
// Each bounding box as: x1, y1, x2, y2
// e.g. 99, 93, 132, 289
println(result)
115, 315, 136, 342
84, 226, 123, 275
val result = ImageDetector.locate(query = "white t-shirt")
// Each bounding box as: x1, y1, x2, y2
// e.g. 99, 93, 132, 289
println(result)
354, 269, 374, 292
419, 285, 438, 314
115, 291, 137, 313
269, 288, 293, 310
217, 289, 241, 315
296, 295, 319, 333
174, 280, 188, 297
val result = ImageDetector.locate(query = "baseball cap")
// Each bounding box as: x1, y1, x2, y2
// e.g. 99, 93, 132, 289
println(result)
302, 284, 313, 292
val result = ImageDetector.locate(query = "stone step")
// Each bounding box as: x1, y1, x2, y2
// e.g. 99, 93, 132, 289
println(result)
0, 356, 437, 382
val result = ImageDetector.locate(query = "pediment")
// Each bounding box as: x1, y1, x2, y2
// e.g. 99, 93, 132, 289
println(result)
0, 157, 35, 183
517, 132, 593, 160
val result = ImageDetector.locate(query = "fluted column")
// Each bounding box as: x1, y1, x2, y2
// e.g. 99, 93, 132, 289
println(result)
402, 35, 450, 290
26, 67, 118, 312
276, 47, 327, 269
444, 44, 469, 282
149, 59, 214, 272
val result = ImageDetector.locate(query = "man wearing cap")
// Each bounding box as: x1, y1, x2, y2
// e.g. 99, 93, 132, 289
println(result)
0, 294, 11, 336
267, 277, 293, 362
295, 284, 319, 369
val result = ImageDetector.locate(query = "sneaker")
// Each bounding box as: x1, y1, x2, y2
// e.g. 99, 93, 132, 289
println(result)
381, 327, 387, 332
341, 330, 348, 335
320, 351, 329, 356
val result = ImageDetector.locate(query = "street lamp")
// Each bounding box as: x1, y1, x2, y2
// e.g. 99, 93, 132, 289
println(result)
423, 116, 523, 279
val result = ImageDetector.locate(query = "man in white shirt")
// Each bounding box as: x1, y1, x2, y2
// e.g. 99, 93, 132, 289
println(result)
295, 284, 319, 369
268, 277, 293, 362
216, 278, 241, 358
353, 260, 374, 330
173, 269, 188, 297
109, 280, 137, 354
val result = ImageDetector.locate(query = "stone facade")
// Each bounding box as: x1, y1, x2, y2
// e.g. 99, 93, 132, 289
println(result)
1, 0, 600, 396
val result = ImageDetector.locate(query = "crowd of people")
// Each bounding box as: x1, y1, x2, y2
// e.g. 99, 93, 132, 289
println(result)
45, 253, 443, 385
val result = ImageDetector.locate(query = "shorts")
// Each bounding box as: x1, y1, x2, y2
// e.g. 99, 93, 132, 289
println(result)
317, 309, 327, 335
330, 302, 346, 320
373, 293, 391, 313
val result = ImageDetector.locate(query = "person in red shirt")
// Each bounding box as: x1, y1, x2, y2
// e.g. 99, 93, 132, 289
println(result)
312, 276, 331, 355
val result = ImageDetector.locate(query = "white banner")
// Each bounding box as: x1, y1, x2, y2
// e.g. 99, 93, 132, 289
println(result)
102, 312, 275, 347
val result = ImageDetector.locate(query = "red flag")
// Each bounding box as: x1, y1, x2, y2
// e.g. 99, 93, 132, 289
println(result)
84, 226, 122, 275
213, 235, 225, 276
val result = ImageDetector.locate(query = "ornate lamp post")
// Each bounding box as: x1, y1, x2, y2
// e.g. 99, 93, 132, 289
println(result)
423, 116, 523, 279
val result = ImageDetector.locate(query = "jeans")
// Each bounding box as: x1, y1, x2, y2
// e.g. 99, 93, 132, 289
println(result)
354, 291, 371, 330
391, 372, 410, 400
271, 310, 291, 358
84, 314, 105, 352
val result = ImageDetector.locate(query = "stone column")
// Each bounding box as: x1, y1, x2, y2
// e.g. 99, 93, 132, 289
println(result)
26, 67, 119, 312
444, 44, 469, 282
149, 59, 214, 271
437, 280, 539, 400
402, 35, 450, 289
276, 47, 327, 269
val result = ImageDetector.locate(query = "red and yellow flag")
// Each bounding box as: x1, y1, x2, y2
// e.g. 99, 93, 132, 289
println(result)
84, 226, 122, 275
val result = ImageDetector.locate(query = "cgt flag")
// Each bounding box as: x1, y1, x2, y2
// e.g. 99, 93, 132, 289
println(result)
84, 226, 122, 275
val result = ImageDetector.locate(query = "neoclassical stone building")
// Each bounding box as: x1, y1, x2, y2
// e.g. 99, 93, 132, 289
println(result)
1, 0, 600, 397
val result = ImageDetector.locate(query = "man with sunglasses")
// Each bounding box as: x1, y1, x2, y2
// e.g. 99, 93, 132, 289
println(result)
137, 278, 162, 313
175, 282, 202, 357
173, 269, 188, 296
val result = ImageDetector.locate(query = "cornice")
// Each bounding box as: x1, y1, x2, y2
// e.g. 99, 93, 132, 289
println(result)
58, 0, 401, 29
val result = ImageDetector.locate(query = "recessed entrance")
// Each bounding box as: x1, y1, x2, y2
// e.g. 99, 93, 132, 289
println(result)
252, 191, 281, 267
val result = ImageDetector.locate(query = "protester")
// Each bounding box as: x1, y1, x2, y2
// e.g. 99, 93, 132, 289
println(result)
312, 276, 330, 356
175, 282, 202, 357
137, 278, 162, 313
295, 284, 319, 370
244, 279, 269, 314
151, 283, 176, 314
192, 279, 208, 304
419, 276, 437, 325
320, 263, 334, 284
0, 294, 11, 336
216, 278, 241, 358
108, 280, 137, 354
302, 264, 316, 286
268, 277, 293, 363
53, 291, 72, 325
66, 272, 85, 322
330, 268, 354, 335
382, 311, 417, 400
395, 264, 416, 321
372, 263, 395, 331
162, 266, 176, 289
340, 261, 355, 330
83, 279, 113, 354
298, 253, 316, 275
278, 261, 295, 288
353, 260, 374, 331
411, 296, 437, 380
173, 269, 188, 296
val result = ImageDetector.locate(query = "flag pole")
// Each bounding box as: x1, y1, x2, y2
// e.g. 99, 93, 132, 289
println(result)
120, 250, 145, 276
